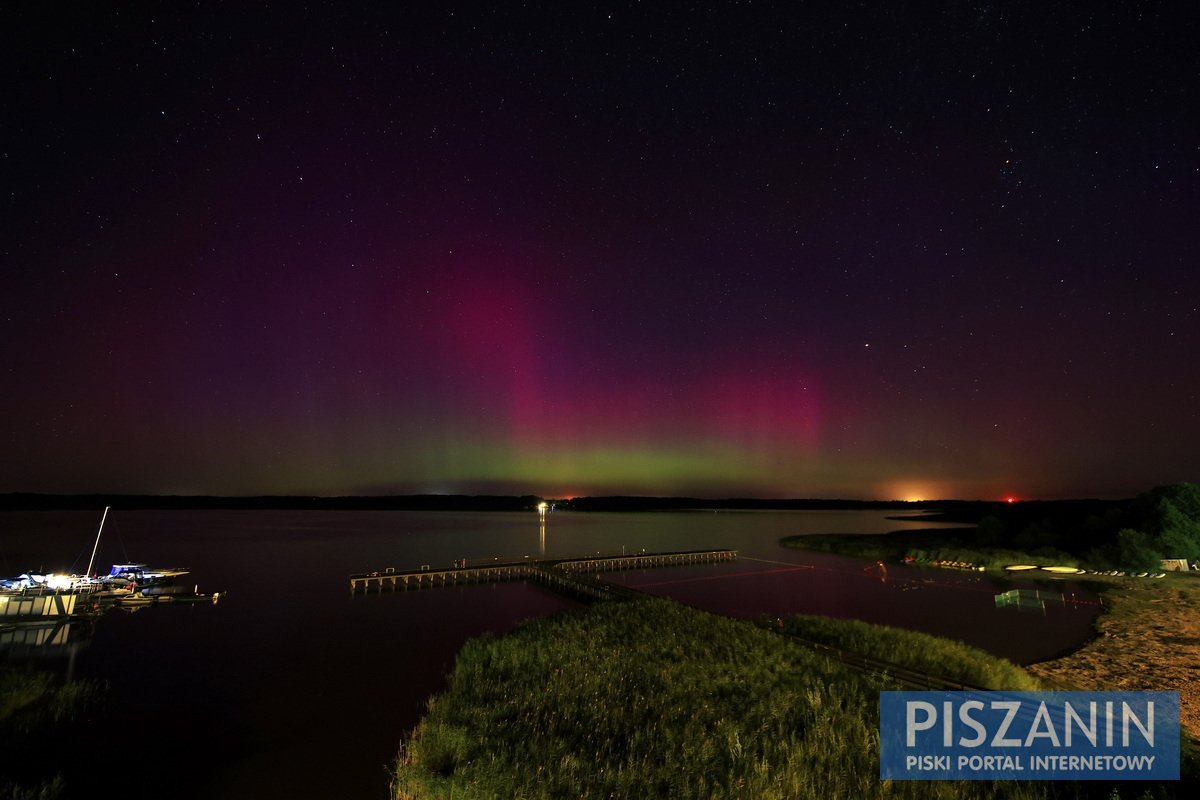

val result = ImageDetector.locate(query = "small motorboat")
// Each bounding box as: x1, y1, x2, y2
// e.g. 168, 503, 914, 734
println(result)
115, 593, 155, 608
93, 583, 137, 598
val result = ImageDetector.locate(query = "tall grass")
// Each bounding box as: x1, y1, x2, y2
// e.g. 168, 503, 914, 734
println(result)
392, 599, 1148, 799
0, 668, 94, 729
778, 614, 1041, 691
1, 666, 97, 800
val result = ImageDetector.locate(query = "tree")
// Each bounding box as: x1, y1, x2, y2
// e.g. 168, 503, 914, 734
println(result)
1116, 528, 1162, 571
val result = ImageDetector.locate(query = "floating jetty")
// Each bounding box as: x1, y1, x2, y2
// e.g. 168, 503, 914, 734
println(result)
995, 588, 1065, 612
349, 549, 737, 601
993, 587, 1101, 613
0, 589, 88, 620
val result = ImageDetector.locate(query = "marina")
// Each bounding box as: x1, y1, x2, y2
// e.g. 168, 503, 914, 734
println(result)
1, 508, 1102, 800
1, 507, 221, 629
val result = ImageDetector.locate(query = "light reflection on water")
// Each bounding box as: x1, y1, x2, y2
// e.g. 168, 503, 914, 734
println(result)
607, 556, 1098, 665
0, 509, 1099, 799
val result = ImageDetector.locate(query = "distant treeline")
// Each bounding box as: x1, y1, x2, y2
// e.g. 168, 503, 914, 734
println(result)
891, 484, 1200, 571
973, 483, 1200, 570
559, 496, 913, 512
0, 493, 544, 512
1, 492, 1105, 515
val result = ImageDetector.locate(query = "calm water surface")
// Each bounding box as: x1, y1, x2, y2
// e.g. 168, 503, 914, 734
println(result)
0, 509, 1099, 799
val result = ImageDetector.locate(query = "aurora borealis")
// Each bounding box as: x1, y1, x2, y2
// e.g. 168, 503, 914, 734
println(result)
2, 3, 1197, 500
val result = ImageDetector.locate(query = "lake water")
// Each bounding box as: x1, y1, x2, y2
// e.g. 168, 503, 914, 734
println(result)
0, 509, 1100, 798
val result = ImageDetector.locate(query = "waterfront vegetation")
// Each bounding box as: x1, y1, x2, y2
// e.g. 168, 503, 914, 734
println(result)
785, 484, 1200, 575
0, 666, 97, 800
778, 484, 1200, 794
391, 598, 1179, 799
782, 484, 1200, 575
779, 527, 1070, 573
776, 614, 1041, 691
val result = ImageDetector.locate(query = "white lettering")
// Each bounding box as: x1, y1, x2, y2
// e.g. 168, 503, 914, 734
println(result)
991, 701, 1023, 747
1122, 701, 1154, 747
906, 701, 937, 747
958, 754, 1024, 771
1024, 701, 1061, 747
1063, 702, 1097, 747
958, 700, 987, 747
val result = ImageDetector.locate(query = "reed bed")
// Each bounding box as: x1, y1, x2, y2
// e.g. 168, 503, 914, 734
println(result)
390, 599, 1141, 799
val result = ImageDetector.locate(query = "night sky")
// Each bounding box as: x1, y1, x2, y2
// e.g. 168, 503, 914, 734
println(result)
2, 3, 1197, 500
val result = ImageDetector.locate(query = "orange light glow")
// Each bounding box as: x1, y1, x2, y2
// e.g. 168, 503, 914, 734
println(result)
885, 482, 936, 504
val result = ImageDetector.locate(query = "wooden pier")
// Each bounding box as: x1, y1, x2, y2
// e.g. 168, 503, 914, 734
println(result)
349, 549, 736, 601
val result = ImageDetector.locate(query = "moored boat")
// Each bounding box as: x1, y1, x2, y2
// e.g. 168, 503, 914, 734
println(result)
103, 563, 190, 586
115, 593, 155, 608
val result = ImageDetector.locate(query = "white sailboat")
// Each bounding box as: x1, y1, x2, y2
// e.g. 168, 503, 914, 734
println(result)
1, 507, 110, 593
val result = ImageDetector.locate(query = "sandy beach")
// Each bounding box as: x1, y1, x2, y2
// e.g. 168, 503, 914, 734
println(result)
1027, 574, 1200, 736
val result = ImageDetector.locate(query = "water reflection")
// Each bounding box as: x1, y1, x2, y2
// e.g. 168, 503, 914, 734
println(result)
0, 509, 1103, 800
1, 616, 94, 658
606, 554, 1100, 665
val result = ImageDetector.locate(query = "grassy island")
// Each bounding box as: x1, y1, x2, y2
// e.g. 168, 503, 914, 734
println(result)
391, 598, 1185, 800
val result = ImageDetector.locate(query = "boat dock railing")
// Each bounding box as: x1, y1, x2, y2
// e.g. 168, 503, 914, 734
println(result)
348, 549, 737, 600
556, 549, 736, 574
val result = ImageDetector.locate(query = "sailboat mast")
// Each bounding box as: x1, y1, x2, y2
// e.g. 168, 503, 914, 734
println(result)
85, 506, 110, 578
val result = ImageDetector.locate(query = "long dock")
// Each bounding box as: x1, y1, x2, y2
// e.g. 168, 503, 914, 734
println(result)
349, 549, 736, 601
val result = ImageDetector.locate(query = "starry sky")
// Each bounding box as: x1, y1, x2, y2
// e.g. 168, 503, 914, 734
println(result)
2, 2, 1197, 500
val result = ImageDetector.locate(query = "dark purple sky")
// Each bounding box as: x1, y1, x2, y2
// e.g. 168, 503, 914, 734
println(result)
2, 3, 1197, 499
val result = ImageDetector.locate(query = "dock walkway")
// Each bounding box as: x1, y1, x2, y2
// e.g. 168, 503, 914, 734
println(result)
352, 549, 1001, 692
349, 549, 736, 601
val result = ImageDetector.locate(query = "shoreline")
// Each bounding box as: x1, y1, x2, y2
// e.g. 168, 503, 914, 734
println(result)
781, 531, 1200, 736
1026, 575, 1200, 737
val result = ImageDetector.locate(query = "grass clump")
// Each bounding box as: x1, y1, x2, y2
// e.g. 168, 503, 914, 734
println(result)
392, 598, 1144, 799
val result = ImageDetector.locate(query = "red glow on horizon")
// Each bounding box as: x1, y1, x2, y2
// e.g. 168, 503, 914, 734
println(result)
1006, 497, 1017, 504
